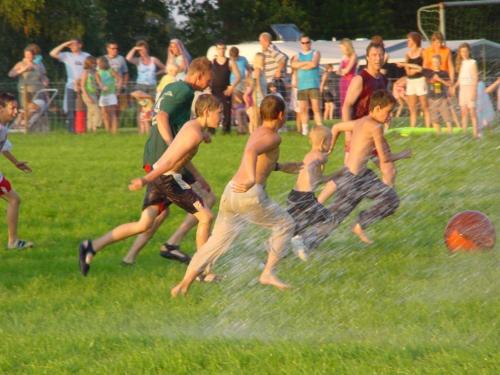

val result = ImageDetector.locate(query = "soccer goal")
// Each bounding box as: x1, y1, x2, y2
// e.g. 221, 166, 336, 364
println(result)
417, 0, 500, 42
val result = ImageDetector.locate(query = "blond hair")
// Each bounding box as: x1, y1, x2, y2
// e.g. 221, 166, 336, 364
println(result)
194, 94, 221, 117
340, 38, 355, 57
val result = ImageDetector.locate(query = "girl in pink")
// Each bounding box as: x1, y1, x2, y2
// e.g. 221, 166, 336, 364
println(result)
337, 38, 358, 108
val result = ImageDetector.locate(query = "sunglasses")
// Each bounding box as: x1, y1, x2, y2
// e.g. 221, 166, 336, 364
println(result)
301, 41, 311, 44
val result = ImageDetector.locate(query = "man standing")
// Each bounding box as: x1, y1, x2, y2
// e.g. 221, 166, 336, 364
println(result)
50, 39, 90, 132
211, 41, 240, 134
259, 32, 287, 97
291, 35, 322, 135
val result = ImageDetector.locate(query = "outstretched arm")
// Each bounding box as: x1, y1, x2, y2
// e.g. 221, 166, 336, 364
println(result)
49, 40, 72, 60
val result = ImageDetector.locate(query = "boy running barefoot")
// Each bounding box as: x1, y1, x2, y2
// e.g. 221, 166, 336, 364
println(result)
0, 93, 33, 250
171, 95, 302, 297
287, 125, 337, 261
78, 94, 220, 275
318, 90, 403, 244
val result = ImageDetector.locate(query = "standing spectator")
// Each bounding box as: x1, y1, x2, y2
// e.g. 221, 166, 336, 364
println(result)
105, 41, 129, 117
259, 32, 287, 97
126, 40, 164, 97
320, 64, 336, 121
126, 40, 165, 131
422, 31, 460, 128
398, 32, 430, 128
425, 54, 452, 134
453, 43, 479, 138
291, 35, 322, 135
337, 38, 358, 108
8, 45, 48, 110
96, 57, 121, 134
80, 56, 102, 132
229, 47, 251, 134
211, 41, 240, 134
246, 53, 266, 133
341, 42, 387, 161
166, 39, 191, 81
49, 39, 90, 132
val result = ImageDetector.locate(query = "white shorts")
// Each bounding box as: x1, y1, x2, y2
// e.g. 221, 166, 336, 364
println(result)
406, 76, 427, 96
459, 85, 476, 109
99, 94, 118, 107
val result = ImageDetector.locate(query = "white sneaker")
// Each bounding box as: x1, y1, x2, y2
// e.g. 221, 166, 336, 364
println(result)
291, 235, 308, 261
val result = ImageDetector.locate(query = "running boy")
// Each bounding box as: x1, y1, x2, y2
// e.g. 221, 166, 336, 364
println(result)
0, 93, 33, 249
318, 90, 402, 244
171, 95, 302, 297
78, 94, 220, 275
287, 125, 337, 261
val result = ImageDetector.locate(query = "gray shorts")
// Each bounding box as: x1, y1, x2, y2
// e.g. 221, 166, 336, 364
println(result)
298, 88, 320, 101
429, 97, 451, 124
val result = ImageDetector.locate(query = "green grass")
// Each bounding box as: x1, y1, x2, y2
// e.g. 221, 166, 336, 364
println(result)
0, 125, 499, 374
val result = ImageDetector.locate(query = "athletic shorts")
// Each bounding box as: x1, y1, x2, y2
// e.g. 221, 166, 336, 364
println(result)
0, 176, 12, 196
287, 190, 334, 235
406, 76, 427, 96
143, 165, 196, 185
298, 88, 320, 101
459, 85, 476, 109
143, 173, 204, 214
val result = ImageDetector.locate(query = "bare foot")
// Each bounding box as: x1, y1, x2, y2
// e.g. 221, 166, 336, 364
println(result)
259, 273, 290, 291
196, 272, 223, 283
352, 223, 373, 244
171, 283, 188, 298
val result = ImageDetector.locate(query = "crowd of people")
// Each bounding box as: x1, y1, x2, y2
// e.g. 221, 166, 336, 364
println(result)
6, 32, 498, 137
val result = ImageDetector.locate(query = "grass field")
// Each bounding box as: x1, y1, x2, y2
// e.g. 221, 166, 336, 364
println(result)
0, 125, 499, 374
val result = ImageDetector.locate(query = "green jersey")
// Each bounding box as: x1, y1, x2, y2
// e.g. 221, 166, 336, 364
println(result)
143, 81, 194, 166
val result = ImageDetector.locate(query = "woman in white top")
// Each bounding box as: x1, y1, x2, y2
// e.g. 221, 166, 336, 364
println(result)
126, 40, 165, 96
453, 43, 479, 138
166, 39, 191, 81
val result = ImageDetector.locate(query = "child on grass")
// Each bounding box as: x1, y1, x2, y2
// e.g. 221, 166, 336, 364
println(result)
425, 54, 452, 134
80, 56, 102, 132
170, 95, 303, 297
78, 94, 221, 276
0, 93, 33, 249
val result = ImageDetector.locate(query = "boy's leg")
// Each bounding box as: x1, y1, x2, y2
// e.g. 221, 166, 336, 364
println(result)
122, 208, 168, 264
354, 172, 400, 243
84, 205, 160, 265
317, 180, 337, 205
172, 190, 243, 296
162, 181, 216, 249
242, 188, 295, 289
2, 189, 33, 249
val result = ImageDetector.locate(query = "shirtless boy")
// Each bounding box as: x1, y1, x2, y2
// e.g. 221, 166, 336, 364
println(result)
171, 95, 302, 297
287, 125, 337, 261
78, 94, 220, 275
319, 90, 402, 244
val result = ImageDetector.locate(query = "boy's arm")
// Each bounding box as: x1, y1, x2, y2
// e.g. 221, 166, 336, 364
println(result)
372, 125, 396, 186
330, 121, 355, 153
155, 111, 175, 145
2, 150, 31, 173
129, 129, 201, 190
275, 161, 303, 174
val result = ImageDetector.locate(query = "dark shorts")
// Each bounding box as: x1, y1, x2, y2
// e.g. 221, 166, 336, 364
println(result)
287, 190, 334, 235
298, 88, 320, 101
143, 164, 196, 185
143, 173, 204, 214
323, 90, 335, 103
330, 168, 399, 229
